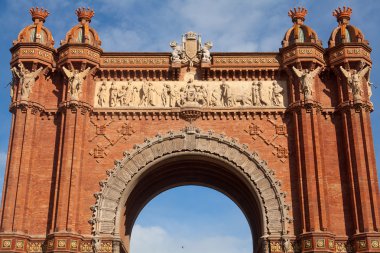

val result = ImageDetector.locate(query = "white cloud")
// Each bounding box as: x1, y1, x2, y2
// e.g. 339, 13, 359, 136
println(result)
130, 224, 251, 253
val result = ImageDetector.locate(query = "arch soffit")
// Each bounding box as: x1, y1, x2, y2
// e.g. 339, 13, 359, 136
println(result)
90, 127, 292, 239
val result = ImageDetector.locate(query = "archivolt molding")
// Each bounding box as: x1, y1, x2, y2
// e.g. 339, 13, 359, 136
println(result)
90, 126, 291, 239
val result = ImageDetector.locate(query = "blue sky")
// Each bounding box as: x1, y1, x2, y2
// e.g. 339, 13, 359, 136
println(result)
0, 0, 380, 252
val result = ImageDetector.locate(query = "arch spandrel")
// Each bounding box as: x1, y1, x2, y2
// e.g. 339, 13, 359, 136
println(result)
90, 126, 292, 250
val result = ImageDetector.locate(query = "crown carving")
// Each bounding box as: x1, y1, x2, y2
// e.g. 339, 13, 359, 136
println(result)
333, 6, 352, 22
76, 7, 95, 22
185, 31, 197, 40
288, 7, 308, 23
29, 7, 49, 22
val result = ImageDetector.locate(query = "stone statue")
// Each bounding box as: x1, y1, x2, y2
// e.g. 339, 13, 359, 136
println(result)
124, 81, 134, 106
147, 83, 159, 106
340, 65, 371, 100
210, 89, 220, 107
161, 84, 169, 107
170, 85, 181, 107
169, 41, 182, 62
197, 84, 209, 106
10, 67, 19, 99
271, 81, 283, 106
182, 79, 200, 106
220, 81, 233, 106
140, 82, 159, 106
109, 82, 118, 107
118, 85, 128, 106
97, 82, 107, 107
201, 41, 213, 62
292, 66, 321, 100
251, 81, 261, 106
11, 63, 43, 100
62, 66, 91, 100
130, 85, 140, 107
367, 70, 373, 99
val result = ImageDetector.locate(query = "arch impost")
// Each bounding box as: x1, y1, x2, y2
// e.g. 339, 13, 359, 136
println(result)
91, 127, 292, 241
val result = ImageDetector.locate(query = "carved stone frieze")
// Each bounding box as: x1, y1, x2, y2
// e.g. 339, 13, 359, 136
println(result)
101, 57, 169, 66
213, 57, 279, 65
94, 78, 288, 109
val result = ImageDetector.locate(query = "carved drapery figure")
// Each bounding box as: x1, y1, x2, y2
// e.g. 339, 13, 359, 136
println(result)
182, 79, 199, 106
140, 82, 159, 106
292, 66, 321, 100
271, 81, 283, 106
201, 41, 213, 62
109, 82, 118, 107
11, 63, 43, 100
168, 84, 178, 107
367, 68, 373, 98
162, 84, 179, 107
197, 85, 209, 105
210, 89, 220, 107
252, 81, 261, 106
62, 66, 91, 100
161, 84, 169, 107
117, 85, 128, 106
130, 85, 140, 107
340, 65, 370, 100
220, 81, 233, 106
97, 82, 107, 106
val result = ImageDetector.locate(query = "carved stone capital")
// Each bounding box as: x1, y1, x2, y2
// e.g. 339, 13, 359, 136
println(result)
58, 100, 93, 114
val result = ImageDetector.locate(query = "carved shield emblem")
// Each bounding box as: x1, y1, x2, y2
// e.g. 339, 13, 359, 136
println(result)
184, 36, 198, 60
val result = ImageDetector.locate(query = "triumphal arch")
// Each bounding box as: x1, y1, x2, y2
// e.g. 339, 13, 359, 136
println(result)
1, 5, 379, 253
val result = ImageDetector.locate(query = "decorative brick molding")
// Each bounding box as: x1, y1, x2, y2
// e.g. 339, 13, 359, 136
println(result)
90, 127, 292, 249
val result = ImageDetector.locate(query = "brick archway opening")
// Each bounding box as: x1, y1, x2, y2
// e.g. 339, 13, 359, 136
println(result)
122, 153, 261, 252
91, 128, 289, 253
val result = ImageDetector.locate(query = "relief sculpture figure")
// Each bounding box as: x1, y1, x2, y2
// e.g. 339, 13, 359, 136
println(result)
197, 85, 209, 106
140, 82, 159, 106
340, 65, 370, 101
251, 81, 261, 106
220, 81, 234, 106
12, 63, 43, 100
118, 85, 128, 106
161, 84, 169, 107
97, 82, 107, 107
209, 89, 220, 107
292, 66, 321, 100
62, 66, 91, 100
109, 82, 118, 107
271, 81, 283, 106
130, 85, 140, 107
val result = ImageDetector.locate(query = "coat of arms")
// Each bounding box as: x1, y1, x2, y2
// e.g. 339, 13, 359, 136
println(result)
170, 31, 213, 67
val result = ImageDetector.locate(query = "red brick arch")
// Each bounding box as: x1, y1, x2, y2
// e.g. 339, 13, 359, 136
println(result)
90, 127, 291, 252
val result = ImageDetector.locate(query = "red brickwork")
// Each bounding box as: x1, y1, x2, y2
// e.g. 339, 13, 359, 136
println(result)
0, 6, 379, 253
